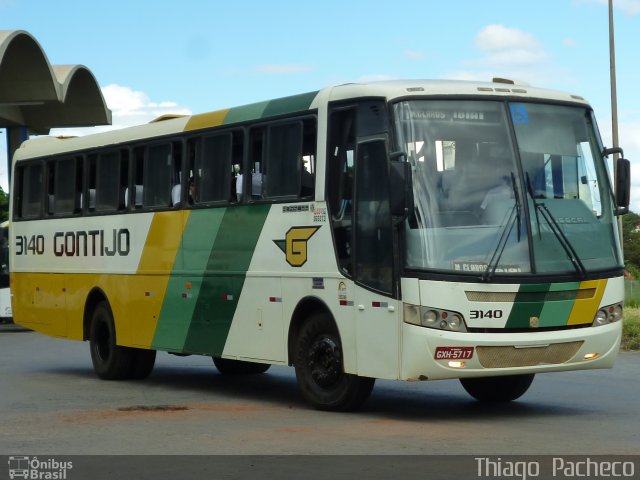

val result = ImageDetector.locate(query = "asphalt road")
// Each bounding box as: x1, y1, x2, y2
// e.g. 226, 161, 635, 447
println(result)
1, 329, 639, 457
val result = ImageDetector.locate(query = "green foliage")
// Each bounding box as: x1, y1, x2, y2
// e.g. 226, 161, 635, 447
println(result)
622, 308, 640, 351
622, 211, 640, 276
0, 186, 7, 223
625, 278, 640, 307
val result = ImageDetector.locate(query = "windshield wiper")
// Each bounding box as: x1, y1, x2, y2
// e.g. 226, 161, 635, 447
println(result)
482, 205, 517, 281
524, 174, 587, 278
511, 172, 522, 242
525, 173, 542, 240
482, 173, 520, 282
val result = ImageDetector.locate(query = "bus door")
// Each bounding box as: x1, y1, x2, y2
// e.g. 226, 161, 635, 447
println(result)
328, 101, 399, 379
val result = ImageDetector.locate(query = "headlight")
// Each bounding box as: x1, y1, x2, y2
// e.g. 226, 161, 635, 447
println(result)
594, 310, 608, 326
422, 310, 438, 327
403, 304, 467, 332
592, 303, 623, 327
448, 314, 463, 331
612, 304, 623, 322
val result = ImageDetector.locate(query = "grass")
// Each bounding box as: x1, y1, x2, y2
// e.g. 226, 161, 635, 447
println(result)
622, 307, 640, 351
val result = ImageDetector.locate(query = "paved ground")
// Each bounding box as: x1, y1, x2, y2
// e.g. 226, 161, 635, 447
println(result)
1, 329, 638, 458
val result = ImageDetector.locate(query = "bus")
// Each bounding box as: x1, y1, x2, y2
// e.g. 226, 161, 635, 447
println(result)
0, 221, 11, 322
9, 79, 631, 411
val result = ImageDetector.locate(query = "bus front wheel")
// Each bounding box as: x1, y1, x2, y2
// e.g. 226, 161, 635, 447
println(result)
294, 313, 374, 411
89, 301, 134, 380
460, 374, 535, 402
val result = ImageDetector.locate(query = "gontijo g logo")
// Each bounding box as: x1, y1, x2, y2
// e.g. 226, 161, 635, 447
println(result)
273, 226, 320, 267
8, 456, 73, 479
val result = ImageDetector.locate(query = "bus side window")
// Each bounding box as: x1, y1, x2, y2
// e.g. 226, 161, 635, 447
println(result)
249, 128, 264, 199
265, 121, 302, 198
231, 131, 244, 203
88, 150, 128, 213
47, 157, 81, 216
301, 117, 316, 198
97, 152, 121, 212
132, 148, 144, 209
15, 163, 43, 219
137, 143, 173, 208
247, 117, 316, 201
194, 132, 233, 204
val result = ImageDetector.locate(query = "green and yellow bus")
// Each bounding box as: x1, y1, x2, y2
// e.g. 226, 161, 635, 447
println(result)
10, 79, 631, 410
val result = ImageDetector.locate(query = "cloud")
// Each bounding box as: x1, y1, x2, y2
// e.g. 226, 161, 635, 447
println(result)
595, 118, 640, 212
357, 74, 399, 83
50, 84, 191, 136
615, 0, 640, 14
404, 50, 425, 60
470, 24, 547, 67
573, 0, 640, 16
254, 64, 313, 75
617, 121, 640, 212
474, 24, 542, 53
0, 84, 191, 191
563, 38, 577, 48
446, 24, 554, 85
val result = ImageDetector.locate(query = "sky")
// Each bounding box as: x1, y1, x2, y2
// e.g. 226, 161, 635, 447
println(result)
1, 0, 639, 210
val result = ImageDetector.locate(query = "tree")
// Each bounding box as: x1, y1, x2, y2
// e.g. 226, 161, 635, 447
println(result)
0, 186, 7, 223
622, 211, 640, 277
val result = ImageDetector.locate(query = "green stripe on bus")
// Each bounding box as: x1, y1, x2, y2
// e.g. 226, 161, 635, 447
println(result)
504, 283, 551, 329
222, 91, 318, 126
223, 101, 270, 125
537, 282, 580, 328
151, 209, 226, 351
504, 282, 583, 328
261, 91, 318, 117
182, 205, 271, 355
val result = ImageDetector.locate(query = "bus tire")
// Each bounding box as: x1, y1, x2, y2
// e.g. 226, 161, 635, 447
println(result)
89, 301, 134, 380
460, 374, 535, 402
212, 357, 270, 375
129, 349, 156, 379
294, 312, 374, 411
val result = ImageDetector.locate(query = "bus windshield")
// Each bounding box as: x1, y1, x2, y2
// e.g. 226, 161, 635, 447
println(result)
393, 99, 622, 277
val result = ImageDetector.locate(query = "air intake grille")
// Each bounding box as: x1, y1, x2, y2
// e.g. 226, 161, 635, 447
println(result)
476, 341, 583, 368
465, 289, 595, 302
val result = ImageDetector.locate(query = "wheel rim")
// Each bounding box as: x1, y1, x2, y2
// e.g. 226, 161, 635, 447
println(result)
94, 319, 111, 363
307, 334, 342, 388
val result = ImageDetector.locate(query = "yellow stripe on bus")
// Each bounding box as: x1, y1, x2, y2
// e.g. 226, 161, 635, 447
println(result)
566, 279, 607, 325
184, 109, 230, 132
129, 211, 190, 348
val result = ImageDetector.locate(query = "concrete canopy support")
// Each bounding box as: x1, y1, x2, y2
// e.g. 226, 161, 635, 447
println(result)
0, 29, 112, 190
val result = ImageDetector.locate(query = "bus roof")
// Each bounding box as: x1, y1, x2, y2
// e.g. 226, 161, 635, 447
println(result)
13, 79, 590, 161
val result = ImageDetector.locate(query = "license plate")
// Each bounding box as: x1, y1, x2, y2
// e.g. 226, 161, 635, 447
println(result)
434, 346, 474, 360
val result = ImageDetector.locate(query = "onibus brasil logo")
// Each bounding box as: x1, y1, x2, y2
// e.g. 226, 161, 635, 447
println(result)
8, 456, 73, 479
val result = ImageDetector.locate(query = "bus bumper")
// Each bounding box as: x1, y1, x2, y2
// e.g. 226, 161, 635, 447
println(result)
400, 321, 622, 381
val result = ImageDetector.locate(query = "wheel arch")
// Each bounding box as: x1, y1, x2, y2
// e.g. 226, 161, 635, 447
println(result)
287, 296, 335, 366
83, 287, 109, 341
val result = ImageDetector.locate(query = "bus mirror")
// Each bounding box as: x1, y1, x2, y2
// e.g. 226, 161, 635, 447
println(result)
390, 161, 413, 218
603, 146, 624, 157
615, 157, 630, 215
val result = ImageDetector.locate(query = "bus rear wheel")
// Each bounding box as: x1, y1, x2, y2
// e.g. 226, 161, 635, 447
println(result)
212, 357, 270, 374
89, 300, 134, 380
460, 374, 535, 402
294, 313, 374, 411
